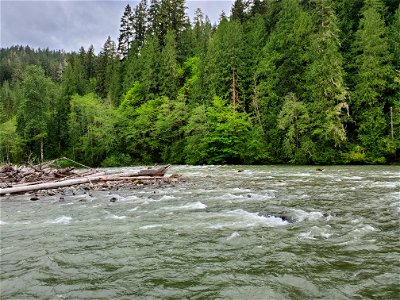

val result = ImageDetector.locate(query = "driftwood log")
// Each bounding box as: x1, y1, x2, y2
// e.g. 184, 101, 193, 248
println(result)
0, 165, 172, 195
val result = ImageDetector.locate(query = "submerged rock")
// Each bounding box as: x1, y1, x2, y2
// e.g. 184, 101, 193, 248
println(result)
258, 212, 295, 223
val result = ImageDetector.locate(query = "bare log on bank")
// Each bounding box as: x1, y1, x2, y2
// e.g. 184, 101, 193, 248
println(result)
0, 165, 173, 195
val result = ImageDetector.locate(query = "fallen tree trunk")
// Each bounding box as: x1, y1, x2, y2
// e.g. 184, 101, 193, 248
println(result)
0, 165, 171, 195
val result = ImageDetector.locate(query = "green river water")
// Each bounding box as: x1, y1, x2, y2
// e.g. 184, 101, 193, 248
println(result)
1, 165, 399, 299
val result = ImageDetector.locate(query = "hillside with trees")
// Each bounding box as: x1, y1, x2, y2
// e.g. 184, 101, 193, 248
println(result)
1, 0, 399, 166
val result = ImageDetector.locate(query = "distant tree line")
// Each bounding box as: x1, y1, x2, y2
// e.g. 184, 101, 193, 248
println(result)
0, 0, 399, 166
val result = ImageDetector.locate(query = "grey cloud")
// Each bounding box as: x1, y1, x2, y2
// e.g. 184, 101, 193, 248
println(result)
1, 0, 233, 53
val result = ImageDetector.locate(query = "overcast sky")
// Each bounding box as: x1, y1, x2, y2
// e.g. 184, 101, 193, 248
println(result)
1, 0, 234, 53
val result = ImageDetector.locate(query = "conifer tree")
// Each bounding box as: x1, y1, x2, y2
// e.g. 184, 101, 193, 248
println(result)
231, 0, 248, 23
85, 45, 96, 79
136, 35, 160, 100
352, 0, 395, 162
159, 30, 180, 99
118, 4, 134, 59
96, 36, 117, 99
204, 19, 246, 109
302, 0, 349, 162
148, 0, 161, 37
256, 0, 314, 160
133, 0, 148, 47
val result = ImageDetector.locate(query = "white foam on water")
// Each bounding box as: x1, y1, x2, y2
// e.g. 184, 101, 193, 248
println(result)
291, 209, 324, 222
293, 172, 312, 177
299, 231, 316, 240
226, 209, 289, 227
0, 220, 8, 225
299, 226, 333, 240
165, 201, 207, 211
15, 221, 32, 225
160, 195, 176, 201
232, 187, 252, 192
106, 214, 127, 220
214, 193, 245, 200
227, 232, 240, 240
371, 182, 400, 188
128, 206, 139, 212
341, 176, 364, 180
139, 224, 163, 230
125, 195, 141, 201
48, 216, 73, 224
353, 225, 377, 233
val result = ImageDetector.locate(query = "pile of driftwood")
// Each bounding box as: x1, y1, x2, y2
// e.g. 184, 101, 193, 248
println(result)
0, 163, 178, 195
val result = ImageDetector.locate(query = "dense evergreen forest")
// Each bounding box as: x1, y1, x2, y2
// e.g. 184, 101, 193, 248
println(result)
0, 0, 399, 166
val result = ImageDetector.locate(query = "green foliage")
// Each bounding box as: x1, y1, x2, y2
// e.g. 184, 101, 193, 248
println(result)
351, 0, 396, 162
303, 0, 349, 156
101, 153, 132, 167
1, 0, 399, 166
184, 97, 267, 164
0, 80, 16, 121
204, 19, 246, 107
68, 93, 118, 165
16, 65, 58, 161
159, 30, 181, 99
120, 81, 146, 110
0, 117, 23, 163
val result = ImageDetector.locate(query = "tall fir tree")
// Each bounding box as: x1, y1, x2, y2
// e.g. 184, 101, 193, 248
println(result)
96, 36, 117, 99
231, 0, 248, 23
256, 0, 314, 161
204, 19, 246, 110
118, 4, 134, 59
147, 0, 161, 37
352, 0, 395, 162
301, 0, 349, 163
136, 35, 160, 100
159, 30, 180, 99
133, 0, 148, 47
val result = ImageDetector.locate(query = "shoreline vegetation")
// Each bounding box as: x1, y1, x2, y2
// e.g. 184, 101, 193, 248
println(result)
1, 0, 399, 166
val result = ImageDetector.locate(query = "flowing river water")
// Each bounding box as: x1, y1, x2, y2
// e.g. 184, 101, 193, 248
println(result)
0, 165, 399, 299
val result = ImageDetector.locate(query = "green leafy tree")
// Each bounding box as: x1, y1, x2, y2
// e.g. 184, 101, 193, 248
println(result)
278, 93, 312, 163
183, 105, 209, 164
122, 97, 163, 163
68, 93, 118, 165
0, 80, 16, 120
0, 117, 23, 163
154, 95, 188, 162
184, 97, 266, 164
16, 65, 57, 162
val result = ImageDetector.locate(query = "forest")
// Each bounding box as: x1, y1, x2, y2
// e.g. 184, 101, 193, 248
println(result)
0, 0, 399, 166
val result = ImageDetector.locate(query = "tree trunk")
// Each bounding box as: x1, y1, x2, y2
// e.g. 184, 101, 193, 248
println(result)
0, 165, 170, 195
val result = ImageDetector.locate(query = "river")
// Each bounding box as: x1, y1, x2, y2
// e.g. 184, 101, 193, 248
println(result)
1, 165, 399, 299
